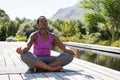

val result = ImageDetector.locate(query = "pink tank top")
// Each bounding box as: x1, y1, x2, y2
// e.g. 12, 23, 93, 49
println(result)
33, 31, 53, 56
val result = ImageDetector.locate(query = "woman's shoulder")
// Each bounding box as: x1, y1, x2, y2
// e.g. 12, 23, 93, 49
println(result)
50, 32, 59, 40
30, 31, 38, 40
31, 31, 38, 35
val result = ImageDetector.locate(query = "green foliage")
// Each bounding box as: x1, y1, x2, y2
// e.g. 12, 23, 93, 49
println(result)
0, 24, 7, 41
84, 13, 105, 26
60, 36, 81, 42
0, 9, 10, 22
15, 17, 31, 24
61, 21, 75, 37
103, 0, 120, 41
97, 40, 110, 46
111, 40, 120, 47
0, 21, 2, 29
47, 24, 60, 36
85, 38, 94, 44
17, 20, 37, 38
80, 0, 104, 13
80, 0, 120, 41
48, 19, 64, 31
75, 32, 83, 39
90, 33, 101, 40
0, 9, 10, 41
14, 35, 27, 41
7, 21, 19, 36
60, 19, 80, 37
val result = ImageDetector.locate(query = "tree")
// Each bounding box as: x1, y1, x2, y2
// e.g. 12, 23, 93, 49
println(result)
49, 19, 64, 31
103, 0, 120, 41
61, 19, 80, 37
17, 20, 37, 38
0, 9, 10, 22
80, 0, 120, 41
0, 24, 7, 41
7, 21, 19, 36
0, 9, 10, 40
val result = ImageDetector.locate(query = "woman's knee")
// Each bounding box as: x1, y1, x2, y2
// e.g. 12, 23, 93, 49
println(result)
20, 52, 32, 62
64, 53, 73, 62
57, 53, 74, 66
20, 51, 38, 68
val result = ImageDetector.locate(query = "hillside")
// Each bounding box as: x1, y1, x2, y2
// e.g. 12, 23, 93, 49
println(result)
50, 4, 91, 21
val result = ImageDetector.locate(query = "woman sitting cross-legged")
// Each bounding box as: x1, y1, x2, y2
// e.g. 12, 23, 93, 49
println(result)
16, 16, 80, 72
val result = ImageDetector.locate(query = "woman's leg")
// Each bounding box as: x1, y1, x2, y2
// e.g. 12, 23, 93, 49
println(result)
36, 56, 56, 65
48, 53, 73, 67
20, 52, 61, 72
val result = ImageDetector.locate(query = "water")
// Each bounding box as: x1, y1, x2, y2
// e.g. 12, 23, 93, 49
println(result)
76, 47, 120, 71
53, 46, 120, 71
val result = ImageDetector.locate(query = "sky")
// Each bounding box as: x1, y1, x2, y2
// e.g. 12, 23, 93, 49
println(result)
0, 0, 79, 20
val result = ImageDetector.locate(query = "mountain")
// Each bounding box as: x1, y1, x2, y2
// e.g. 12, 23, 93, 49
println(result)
50, 4, 91, 21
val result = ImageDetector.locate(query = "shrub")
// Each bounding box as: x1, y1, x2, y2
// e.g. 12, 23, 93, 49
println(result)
111, 40, 120, 47
97, 40, 110, 46
14, 35, 27, 41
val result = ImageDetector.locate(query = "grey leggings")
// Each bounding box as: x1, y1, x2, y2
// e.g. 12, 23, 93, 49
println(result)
20, 52, 73, 69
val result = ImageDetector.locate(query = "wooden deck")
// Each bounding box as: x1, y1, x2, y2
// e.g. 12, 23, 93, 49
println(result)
0, 42, 120, 80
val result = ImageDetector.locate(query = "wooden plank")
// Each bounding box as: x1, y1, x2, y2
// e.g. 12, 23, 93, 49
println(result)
63, 62, 102, 80
63, 62, 103, 80
71, 59, 117, 80
75, 58, 120, 76
73, 58, 120, 80
0, 67, 30, 74
43, 72, 63, 80
4, 55, 15, 67
0, 75, 9, 80
21, 73, 36, 80
6, 42, 28, 67
0, 42, 3, 55
55, 72, 76, 80
32, 73, 49, 80
9, 74, 23, 80
0, 42, 5, 67
65, 72, 93, 80
0, 55, 5, 67
63, 62, 84, 71
2, 43, 15, 67
10, 56, 25, 67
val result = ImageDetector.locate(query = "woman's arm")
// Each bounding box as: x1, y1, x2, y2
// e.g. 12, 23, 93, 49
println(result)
16, 33, 37, 54
52, 34, 80, 55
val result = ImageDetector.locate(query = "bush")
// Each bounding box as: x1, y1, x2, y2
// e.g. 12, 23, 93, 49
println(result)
97, 40, 110, 46
14, 35, 27, 41
60, 36, 81, 42
111, 40, 120, 47
85, 38, 95, 44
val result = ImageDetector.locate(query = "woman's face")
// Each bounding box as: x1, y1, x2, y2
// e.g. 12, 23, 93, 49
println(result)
38, 17, 48, 29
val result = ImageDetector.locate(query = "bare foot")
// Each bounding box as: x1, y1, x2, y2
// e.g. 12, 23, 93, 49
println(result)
55, 66, 63, 72
48, 66, 63, 72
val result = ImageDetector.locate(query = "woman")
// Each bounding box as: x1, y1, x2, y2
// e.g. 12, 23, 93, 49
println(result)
16, 16, 80, 72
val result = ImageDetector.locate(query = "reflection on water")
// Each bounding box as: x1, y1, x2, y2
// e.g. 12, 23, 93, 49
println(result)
78, 48, 120, 71
53, 46, 120, 71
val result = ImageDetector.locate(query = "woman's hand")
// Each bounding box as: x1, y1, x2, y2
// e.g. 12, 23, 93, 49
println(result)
16, 47, 24, 54
74, 49, 81, 56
